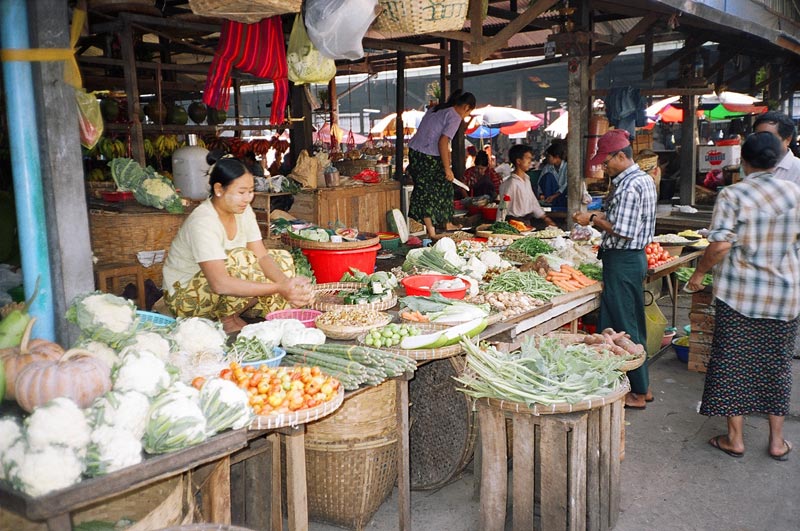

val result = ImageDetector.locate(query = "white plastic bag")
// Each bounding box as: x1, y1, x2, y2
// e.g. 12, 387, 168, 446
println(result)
286, 14, 337, 85
305, 0, 378, 61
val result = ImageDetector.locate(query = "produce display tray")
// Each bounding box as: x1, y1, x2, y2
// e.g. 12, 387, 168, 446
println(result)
548, 282, 603, 306
356, 322, 469, 361
315, 311, 393, 340
281, 233, 380, 250
249, 386, 344, 430
478, 377, 629, 416
475, 229, 525, 240
311, 282, 398, 312
542, 331, 646, 372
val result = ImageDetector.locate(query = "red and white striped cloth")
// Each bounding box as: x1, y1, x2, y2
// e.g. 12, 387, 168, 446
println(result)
203, 16, 288, 125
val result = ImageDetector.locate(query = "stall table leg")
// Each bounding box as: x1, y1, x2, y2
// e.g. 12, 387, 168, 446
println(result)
396, 376, 411, 530
46, 514, 71, 531
478, 405, 508, 531
282, 426, 309, 531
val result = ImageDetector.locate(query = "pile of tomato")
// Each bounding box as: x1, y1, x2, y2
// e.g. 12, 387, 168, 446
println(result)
195, 363, 340, 416
645, 242, 675, 268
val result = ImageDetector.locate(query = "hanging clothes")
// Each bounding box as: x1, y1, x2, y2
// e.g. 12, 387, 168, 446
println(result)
605, 87, 647, 139
203, 16, 288, 125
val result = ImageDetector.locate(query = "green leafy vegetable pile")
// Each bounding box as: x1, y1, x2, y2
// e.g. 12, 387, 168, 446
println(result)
489, 221, 519, 234
506, 236, 553, 257
577, 263, 603, 281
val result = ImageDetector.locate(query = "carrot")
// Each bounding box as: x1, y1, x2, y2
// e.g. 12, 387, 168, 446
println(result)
553, 279, 580, 292
546, 271, 570, 280
560, 265, 582, 276
569, 273, 592, 287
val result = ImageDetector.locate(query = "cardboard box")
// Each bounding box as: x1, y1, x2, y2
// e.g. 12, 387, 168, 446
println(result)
698, 145, 741, 172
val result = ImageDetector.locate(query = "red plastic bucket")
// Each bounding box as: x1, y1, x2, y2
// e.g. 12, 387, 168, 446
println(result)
301, 244, 381, 283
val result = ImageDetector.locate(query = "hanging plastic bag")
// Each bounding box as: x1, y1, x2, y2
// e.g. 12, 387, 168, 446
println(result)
287, 14, 337, 85
75, 88, 103, 149
305, 0, 378, 61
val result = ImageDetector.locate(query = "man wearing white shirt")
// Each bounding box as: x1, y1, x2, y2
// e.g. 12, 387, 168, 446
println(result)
754, 111, 800, 185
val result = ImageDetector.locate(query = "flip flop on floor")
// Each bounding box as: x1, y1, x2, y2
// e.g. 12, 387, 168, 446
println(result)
770, 440, 792, 461
708, 435, 744, 458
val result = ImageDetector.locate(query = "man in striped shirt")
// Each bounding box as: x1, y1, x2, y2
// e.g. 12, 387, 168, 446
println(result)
573, 130, 657, 409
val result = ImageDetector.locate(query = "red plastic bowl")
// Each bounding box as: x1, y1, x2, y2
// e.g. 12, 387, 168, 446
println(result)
265, 309, 322, 328
481, 206, 498, 221
401, 274, 467, 299
301, 244, 381, 283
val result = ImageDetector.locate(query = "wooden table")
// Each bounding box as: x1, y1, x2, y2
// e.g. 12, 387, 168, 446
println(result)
0, 429, 247, 531
291, 181, 401, 232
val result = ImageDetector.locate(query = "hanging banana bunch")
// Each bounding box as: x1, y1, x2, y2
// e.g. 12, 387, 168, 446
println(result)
143, 138, 156, 159
154, 134, 179, 158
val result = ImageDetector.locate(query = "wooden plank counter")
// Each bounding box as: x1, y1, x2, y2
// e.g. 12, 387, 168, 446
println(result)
291, 181, 401, 233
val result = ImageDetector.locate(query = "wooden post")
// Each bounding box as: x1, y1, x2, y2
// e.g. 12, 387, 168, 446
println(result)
200, 457, 232, 524
439, 40, 449, 100
478, 404, 507, 531
449, 41, 465, 181
284, 426, 309, 531
567, 56, 589, 228
679, 94, 697, 205
233, 79, 241, 134
396, 377, 412, 531
289, 83, 313, 159
394, 52, 406, 182
268, 433, 283, 531
511, 415, 536, 530
119, 15, 145, 165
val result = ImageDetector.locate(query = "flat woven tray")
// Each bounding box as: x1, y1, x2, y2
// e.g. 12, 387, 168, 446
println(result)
542, 331, 646, 372
356, 322, 470, 361
312, 282, 398, 312
281, 233, 380, 250
315, 311, 392, 340
478, 377, 629, 416
249, 386, 344, 430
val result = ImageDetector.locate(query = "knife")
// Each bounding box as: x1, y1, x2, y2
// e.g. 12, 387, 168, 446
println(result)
452, 177, 470, 192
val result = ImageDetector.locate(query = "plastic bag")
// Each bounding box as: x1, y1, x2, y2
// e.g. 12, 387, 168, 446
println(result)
305, 0, 378, 61
287, 14, 336, 85
75, 88, 103, 149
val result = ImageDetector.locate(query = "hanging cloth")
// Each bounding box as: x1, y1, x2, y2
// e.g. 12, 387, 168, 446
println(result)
203, 16, 288, 125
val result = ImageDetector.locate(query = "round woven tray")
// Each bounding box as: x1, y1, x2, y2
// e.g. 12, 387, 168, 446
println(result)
249, 386, 344, 430
542, 331, 646, 372
281, 233, 380, 250
479, 377, 630, 416
315, 311, 392, 340
312, 282, 398, 312
409, 356, 476, 490
356, 322, 469, 361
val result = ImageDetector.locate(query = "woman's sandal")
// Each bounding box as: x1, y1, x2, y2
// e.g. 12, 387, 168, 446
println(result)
708, 435, 744, 458
770, 440, 792, 461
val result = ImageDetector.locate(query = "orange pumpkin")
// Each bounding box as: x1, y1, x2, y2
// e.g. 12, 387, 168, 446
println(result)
0, 318, 64, 400
15, 348, 111, 412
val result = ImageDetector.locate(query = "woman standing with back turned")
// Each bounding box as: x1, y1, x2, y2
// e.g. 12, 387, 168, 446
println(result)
408, 90, 476, 237
687, 132, 800, 461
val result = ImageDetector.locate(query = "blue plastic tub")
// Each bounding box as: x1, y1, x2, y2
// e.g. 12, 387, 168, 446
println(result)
240, 347, 286, 369
672, 337, 689, 363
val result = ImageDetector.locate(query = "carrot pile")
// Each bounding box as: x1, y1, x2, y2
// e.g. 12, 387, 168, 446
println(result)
399, 309, 429, 322
545, 264, 598, 292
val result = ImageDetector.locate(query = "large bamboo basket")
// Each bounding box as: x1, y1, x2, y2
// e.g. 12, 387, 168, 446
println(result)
187, 0, 300, 23
312, 282, 398, 312
373, 0, 469, 33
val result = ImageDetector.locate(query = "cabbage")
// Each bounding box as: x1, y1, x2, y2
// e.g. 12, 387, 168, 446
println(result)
110, 157, 183, 213
66, 291, 138, 346
433, 237, 457, 255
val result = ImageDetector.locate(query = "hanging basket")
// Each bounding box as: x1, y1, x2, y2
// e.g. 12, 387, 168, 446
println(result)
373, 0, 469, 34
188, 0, 301, 23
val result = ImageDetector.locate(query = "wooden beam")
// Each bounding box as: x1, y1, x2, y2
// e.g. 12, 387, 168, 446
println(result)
642, 29, 653, 79
469, 0, 484, 63
589, 12, 658, 77
473, 0, 561, 64
458, 55, 562, 78
362, 37, 446, 57
119, 16, 145, 164
590, 87, 713, 97
704, 49, 736, 79
394, 52, 405, 183
646, 35, 704, 79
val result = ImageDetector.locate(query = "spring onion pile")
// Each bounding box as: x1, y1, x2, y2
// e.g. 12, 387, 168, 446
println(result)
455, 337, 626, 406
283, 343, 417, 390
402, 247, 462, 275
506, 237, 553, 257
483, 270, 563, 301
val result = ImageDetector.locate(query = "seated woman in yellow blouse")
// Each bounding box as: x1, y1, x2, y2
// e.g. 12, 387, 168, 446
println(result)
162, 153, 314, 333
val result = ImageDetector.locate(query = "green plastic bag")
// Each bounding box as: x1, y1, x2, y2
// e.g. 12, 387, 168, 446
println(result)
287, 14, 336, 85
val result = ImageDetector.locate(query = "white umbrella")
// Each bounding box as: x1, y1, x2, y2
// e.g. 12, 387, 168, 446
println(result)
370, 110, 426, 136
700, 91, 760, 106
544, 111, 569, 139
470, 105, 542, 127
645, 96, 681, 118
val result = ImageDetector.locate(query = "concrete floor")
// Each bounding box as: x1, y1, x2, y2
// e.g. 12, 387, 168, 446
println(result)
305, 293, 800, 531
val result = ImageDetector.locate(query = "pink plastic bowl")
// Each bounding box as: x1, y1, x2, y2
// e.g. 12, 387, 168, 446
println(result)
265, 309, 322, 328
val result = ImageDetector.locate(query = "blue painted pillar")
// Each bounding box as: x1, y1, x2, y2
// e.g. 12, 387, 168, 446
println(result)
0, 0, 56, 340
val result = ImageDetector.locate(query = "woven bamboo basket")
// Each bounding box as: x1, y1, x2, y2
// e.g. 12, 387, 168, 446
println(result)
281, 233, 380, 251
373, 0, 469, 33
187, 0, 300, 23
357, 322, 469, 361
311, 282, 398, 312
315, 310, 392, 340
89, 209, 186, 286
542, 331, 647, 372
480, 377, 630, 416
409, 356, 477, 490
302, 381, 398, 530
0, 475, 194, 531
249, 386, 344, 430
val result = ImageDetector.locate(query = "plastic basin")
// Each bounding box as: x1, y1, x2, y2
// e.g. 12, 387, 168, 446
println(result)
672, 336, 690, 363
481, 206, 498, 221
301, 244, 381, 283
240, 347, 286, 369
376, 232, 401, 250
266, 309, 322, 328
401, 274, 466, 299
661, 328, 677, 348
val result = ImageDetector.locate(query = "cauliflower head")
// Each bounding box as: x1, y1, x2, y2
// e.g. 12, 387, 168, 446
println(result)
122, 330, 172, 360
113, 349, 175, 398
75, 338, 120, 368
25, 397, 91, 456
85, 426, 143, 476
66, 291, 138, 346
200, 378, 252, 435
144, 390, 207, 454
170, 317, 227, 355
88, 389, 151, 440
11, 445, 84, 497
1, 439, 26, 482
0, 418, 24, 481
134, 176, 184, 214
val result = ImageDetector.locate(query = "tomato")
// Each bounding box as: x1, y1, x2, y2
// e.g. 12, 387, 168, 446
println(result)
268, 393, 285, 408
219, 368, 233, 381
310, 366, 322, 377
191, 376, 206, 390
249, 372, 262, 386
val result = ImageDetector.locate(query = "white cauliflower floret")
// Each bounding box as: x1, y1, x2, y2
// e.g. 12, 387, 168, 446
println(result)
170, 317, 227, 355
143, 392, 207, 454
0, 417, 23, 451
12, 445, 83, 497
2, 439, 26, 481
25, 398, 91, 456
88, 390, 151, 439
66, 291, 138, 346
77, 293, 135, 333
85, 426, 143, 476
113, 349, 174, 398
123, 330, 171, 360
142, 177, 175, 198
76, 338, 120, 368
200, 378, 252, 435
160, 381, 200, 403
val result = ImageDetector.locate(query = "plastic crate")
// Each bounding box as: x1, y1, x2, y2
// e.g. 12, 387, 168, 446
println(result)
136, 310, 176, 329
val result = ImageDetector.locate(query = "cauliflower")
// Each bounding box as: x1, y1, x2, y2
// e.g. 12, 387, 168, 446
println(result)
465, 256, 488, 281
160, 381, 201, 403
11, 445, 84, 497
238, 321, 286, 349
113, 349, 175, 398
76, 338, 120, 368
88, 390, 151, 440
0, 418, 23, 481
66, 291, 138, 346
170, 317, 227, 355
25, 397, 91, 457
478, 250, 504, 268
2, 439, 26, 482
134, 176, 184, 214
85, 426, 143, 476
122, 330, 172, 360
199, 378, 252, 435
143, 390, 207, 454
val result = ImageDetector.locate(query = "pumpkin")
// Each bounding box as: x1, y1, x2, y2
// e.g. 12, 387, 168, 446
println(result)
15, 348, 111, 413
0, 318, 64, 400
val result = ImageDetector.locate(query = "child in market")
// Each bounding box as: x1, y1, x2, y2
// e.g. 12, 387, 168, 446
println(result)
499, 144, 557, 228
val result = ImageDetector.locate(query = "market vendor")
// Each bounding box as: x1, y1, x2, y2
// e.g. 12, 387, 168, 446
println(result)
162, 153, 314, 334
499, 144, 556, 228
572, 129, 657, 409
537, 141, 568, 207
462, 150, 502, 198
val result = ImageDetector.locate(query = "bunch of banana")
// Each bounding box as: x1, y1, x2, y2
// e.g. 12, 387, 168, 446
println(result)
195, 137, 206, 149
88, 168, 109, 182
97, 137, 127, 160
154, 134, 179, 158
143, 138, 156, 159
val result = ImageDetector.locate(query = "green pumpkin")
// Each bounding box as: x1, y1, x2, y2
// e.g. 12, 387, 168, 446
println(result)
144, 102, 167, 123
167, 104, 188, 125
207, 108, 227, 126
188, 101, 207, 124
100, 99, 119, 122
